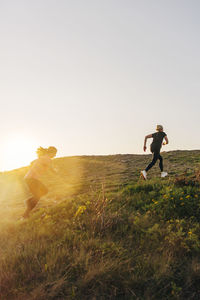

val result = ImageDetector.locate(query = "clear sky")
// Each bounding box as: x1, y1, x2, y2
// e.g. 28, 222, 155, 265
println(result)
0, 0, 200, 170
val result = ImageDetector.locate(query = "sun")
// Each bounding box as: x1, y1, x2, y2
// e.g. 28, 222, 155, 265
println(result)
1, 134, 38, 171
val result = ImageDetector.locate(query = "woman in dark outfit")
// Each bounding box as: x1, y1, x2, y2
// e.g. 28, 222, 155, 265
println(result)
23, 146, 57, 218
141, 125, 169, 180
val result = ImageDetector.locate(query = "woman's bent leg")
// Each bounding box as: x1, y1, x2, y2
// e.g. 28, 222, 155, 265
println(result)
23, 197, 39, 218
145, 152, 159, 172
23, 178, 48, 218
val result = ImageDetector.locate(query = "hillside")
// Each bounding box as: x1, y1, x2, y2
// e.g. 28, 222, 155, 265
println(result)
1, 150, 200, 224
0, 150, 200, 299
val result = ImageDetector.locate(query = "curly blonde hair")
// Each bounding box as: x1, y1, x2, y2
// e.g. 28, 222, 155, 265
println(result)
36, 146, 57, 158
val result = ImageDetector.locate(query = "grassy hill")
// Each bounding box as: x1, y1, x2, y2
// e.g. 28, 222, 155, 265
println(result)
0, 150, 200, 299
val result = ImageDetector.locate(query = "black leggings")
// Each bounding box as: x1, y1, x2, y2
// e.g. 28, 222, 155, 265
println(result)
145, 151, 163, 172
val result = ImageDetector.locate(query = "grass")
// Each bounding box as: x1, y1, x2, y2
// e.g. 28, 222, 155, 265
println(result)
0, 150, 200, 299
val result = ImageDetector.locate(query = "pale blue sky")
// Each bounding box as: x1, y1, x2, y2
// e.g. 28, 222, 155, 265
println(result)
0, 0, 200, 170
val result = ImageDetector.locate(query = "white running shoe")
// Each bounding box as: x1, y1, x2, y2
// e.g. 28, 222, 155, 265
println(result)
141, 170, 147, 180
161, 171, 168, 178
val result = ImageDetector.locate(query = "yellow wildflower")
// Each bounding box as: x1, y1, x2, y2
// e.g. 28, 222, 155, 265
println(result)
75, 205, 86, 217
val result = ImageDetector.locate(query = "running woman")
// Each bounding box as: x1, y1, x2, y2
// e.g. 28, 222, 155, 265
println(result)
141, 125, 169, 180
23, 146, 57, 218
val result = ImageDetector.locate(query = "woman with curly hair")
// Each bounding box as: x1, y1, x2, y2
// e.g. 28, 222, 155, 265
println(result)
23, 146, 57, 218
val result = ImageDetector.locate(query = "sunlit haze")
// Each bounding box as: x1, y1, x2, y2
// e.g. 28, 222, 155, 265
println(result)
1, 134, 38, 171
0, 0, 200, 170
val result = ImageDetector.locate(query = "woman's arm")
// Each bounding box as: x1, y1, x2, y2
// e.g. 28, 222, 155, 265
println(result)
163, 136, 169, 145
143, 134, 152, 152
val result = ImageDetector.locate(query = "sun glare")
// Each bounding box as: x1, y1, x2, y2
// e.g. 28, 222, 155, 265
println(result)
1, 134, 38, 171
